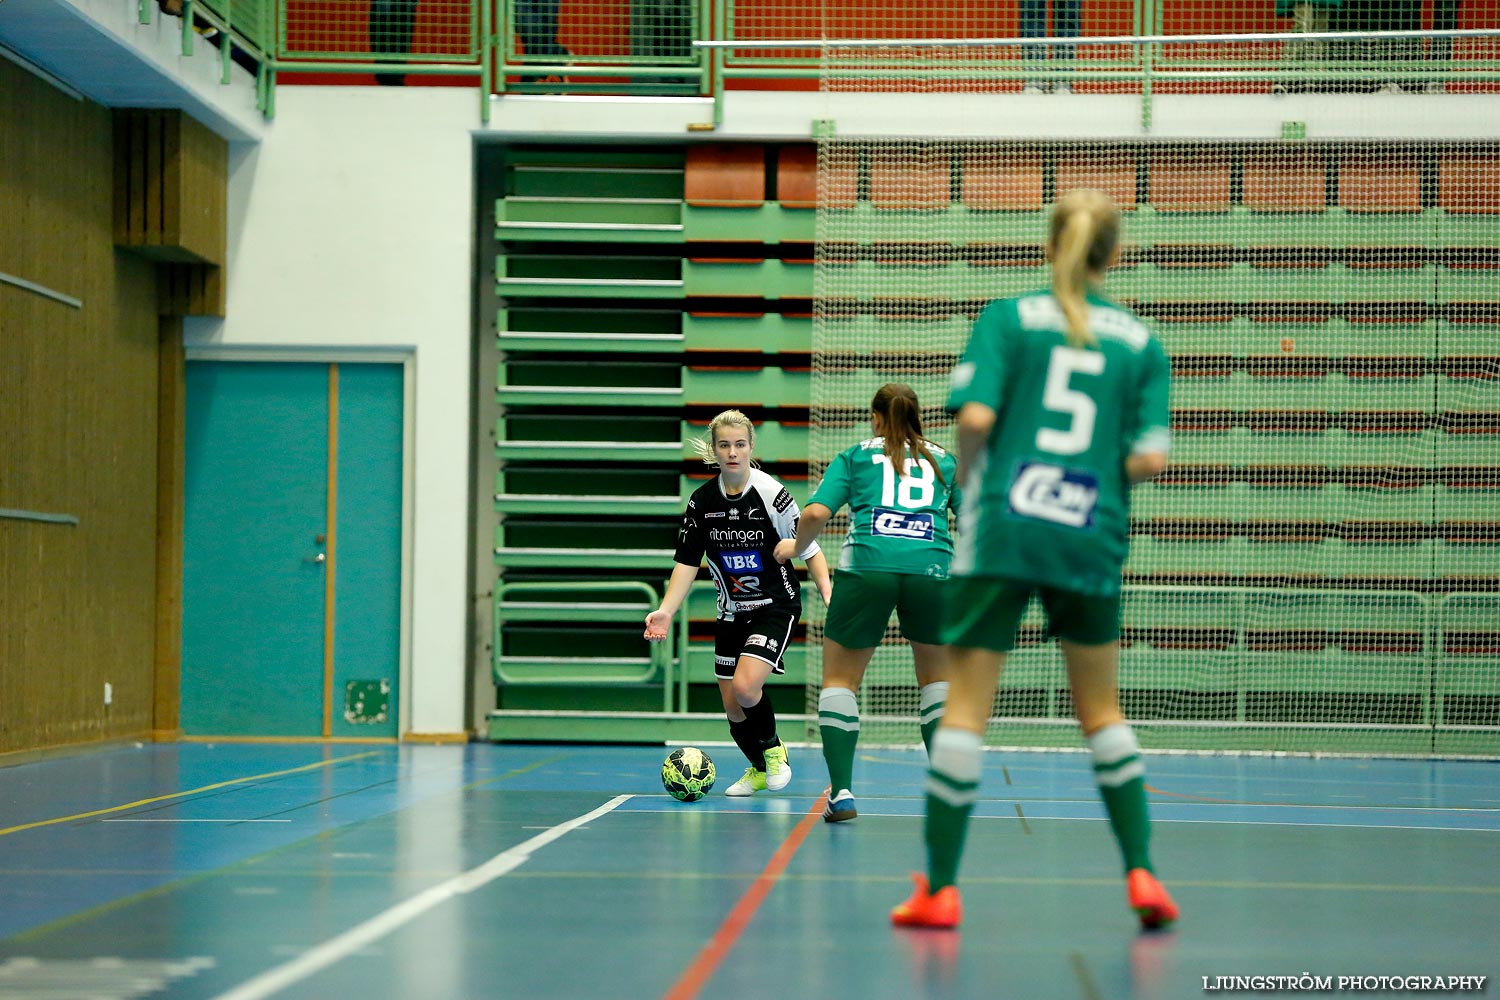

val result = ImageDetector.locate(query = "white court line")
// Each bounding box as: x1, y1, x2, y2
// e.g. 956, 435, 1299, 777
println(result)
620, 799, 1500, 814
212, 794, 632, 1000
102, 819, 292, 823
796, 811, 1500, 833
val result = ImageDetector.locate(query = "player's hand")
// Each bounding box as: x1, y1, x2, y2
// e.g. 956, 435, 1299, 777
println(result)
772, 538, 798, 565
643, 609, 672, 641
819, 585, 833, 606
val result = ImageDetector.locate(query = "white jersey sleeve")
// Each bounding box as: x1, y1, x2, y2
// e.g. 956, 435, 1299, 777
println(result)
750, 469, 821, 561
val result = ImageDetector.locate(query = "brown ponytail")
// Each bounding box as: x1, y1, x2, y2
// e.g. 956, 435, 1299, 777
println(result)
1049, 189, 1122, 350
872, 383, 947, 486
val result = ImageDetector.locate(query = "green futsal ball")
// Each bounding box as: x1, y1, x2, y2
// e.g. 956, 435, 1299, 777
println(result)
662, 747, 716, 801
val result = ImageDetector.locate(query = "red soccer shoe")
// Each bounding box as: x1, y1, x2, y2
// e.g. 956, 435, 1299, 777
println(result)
891, 873, 962, 929
1127, 868, 1179, 930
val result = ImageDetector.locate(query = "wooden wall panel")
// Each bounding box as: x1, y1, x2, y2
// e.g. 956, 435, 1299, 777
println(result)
113, 110, 227, 267
158, 261, 226, 318
1, 60, 163, 753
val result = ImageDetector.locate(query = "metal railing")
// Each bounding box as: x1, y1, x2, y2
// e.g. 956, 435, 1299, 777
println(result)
138, 0, 1500, 123
493, 580, 675, 711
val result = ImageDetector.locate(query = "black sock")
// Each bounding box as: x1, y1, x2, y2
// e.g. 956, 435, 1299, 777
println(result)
742, 691, 780, 756
728, 717, 765, 770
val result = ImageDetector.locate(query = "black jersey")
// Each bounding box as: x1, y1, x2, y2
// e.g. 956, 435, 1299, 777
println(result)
674, 469, 821, 621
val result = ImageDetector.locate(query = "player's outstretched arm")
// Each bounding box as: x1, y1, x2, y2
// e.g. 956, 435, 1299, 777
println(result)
774, 502, 832, 564
645, 562, 699, 640
805, 548, 833, 605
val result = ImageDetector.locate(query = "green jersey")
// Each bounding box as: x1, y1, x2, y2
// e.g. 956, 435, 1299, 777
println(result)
808, 437, 961, 577
946, 290, 1172, 596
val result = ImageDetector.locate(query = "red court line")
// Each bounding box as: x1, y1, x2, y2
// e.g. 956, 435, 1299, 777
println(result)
663, 791, 829, 1000
1145, 783, 1242, 804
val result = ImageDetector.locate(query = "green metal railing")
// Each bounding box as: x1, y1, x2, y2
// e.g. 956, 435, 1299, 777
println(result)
493, 580, 675, 710
145, 0, 1500, 125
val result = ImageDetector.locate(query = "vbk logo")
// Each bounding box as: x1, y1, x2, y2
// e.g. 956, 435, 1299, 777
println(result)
1008, 461, 1100, 529
871, 507, 935, 541
721, 550, 762, 573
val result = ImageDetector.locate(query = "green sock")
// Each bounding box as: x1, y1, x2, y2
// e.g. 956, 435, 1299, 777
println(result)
1089, 723, 1153, 873
925, 728, 982, 892
818, 686, 859, 794
918, 681, 949, 756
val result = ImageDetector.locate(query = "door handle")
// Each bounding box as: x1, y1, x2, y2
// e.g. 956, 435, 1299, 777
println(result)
305, 552, 326, 564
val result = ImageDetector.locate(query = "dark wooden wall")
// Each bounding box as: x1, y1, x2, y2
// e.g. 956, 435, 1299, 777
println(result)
0, 60, 163, 753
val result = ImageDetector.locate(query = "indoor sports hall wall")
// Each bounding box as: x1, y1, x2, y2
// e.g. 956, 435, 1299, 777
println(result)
147, 85, 1500, 745
1, 60, 163, 752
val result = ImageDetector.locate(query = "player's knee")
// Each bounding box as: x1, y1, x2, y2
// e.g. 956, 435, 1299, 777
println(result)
731, 676, 762, 707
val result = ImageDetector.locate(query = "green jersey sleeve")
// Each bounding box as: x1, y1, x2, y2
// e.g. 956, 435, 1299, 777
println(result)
808, 448, 853, 513
1129, 335, 1173, 456
947, 299, 1011, 413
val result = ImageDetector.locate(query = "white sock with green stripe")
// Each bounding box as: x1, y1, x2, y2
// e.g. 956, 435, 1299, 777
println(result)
1088, 722, 1154, 873
818, 686, 859, 795
918, 681, 949, 756
925, 727, 982, 892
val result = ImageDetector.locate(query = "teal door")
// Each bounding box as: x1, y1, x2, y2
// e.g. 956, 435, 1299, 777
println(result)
182, 361, 404, 738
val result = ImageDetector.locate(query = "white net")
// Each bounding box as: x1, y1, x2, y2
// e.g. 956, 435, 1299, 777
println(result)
806, 40, 1500, 756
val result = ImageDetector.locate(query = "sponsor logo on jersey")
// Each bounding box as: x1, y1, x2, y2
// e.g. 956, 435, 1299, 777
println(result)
747, 508, 764, 520
705, 511, 726, 518
772, 489, 793, 513
715, 654, 737, 668
765, 636, 780, 651
1008, 461, 1099, 529
710, 527, 765, 545
730, 575, 764, 597
872, 507, 936, 541
721, 550, 763, 573
729, 508, 739, 519
745, 633, 768, 648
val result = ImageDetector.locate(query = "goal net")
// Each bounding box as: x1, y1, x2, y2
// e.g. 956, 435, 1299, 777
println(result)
805, 36, 1500, 757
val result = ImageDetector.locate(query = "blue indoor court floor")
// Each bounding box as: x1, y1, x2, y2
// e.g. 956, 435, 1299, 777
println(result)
1, 741, 1497, 999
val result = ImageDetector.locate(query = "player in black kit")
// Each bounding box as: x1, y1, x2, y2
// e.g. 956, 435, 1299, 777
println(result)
646, 410, 833, 796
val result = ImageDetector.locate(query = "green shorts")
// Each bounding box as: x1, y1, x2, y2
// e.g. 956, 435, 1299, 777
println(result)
823, 570, 948, 648
942, 577, 1121, 652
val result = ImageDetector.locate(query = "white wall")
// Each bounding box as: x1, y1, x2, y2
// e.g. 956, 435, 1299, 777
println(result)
184, 86, 476, 736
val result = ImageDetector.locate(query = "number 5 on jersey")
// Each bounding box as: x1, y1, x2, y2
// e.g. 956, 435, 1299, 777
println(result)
1038, 346, 1105, 455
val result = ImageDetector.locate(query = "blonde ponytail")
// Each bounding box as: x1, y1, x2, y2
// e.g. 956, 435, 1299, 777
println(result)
1054, 211, 1096, 350
1048, 189, 1122, 350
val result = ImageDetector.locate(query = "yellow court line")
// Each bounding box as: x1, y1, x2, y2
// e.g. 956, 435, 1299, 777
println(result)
0, 750, 382, 838
7, 754, 570, 943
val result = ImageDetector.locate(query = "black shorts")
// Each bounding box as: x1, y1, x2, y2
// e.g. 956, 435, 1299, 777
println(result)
714, 607, 796, 679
